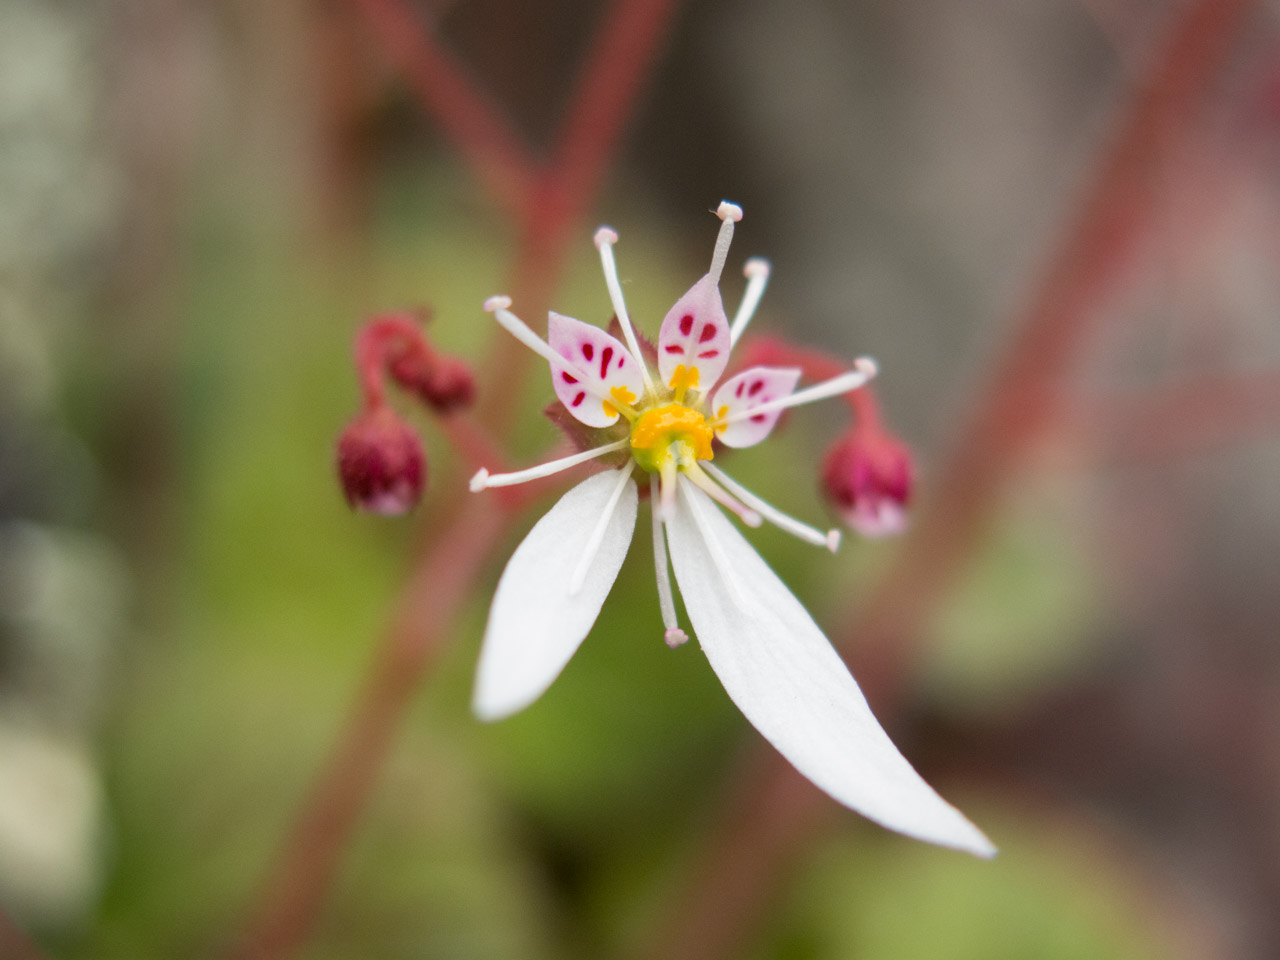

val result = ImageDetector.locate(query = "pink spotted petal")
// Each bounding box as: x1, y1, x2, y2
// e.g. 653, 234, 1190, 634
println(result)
657, 275, 732, 393
548, 312, 646, 427
710, 366, 802, 448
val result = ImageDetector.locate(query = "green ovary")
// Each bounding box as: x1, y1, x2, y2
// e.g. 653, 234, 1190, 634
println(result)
629, 403, 715, 473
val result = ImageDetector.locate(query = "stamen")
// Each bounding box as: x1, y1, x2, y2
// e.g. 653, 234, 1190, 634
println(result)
729, 258, 771, 346
594, 228, 658, 398
683, 462, 762, 528
715, 357, 878, 427
708, 201, 743, 285
668, 364, 699, 405
483, 296, 614, 407
649, 474, 687, 647
569, 465, 635, 595
701, 461, 841, 552
603, 385, 640, 423
470, 439, 630, 491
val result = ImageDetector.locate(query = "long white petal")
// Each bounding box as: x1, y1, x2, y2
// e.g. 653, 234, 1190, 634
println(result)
666, 478, 995, 857
473, 469, 638, 721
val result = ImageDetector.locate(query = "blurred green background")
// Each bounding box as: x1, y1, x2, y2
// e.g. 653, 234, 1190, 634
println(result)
3, 1, 1278, 958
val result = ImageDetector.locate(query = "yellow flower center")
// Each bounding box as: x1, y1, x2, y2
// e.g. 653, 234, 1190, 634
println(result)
629, 402, 714, 473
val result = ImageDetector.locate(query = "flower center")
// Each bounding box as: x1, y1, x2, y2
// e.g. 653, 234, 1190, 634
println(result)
629, 402, 714, 473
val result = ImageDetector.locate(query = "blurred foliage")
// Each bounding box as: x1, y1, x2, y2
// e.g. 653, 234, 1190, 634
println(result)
924, 482, 1110, 718
755, 807, 1164, 960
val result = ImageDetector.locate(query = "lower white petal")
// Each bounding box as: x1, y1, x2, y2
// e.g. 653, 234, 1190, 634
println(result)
666, 478, 994, 857
473, 469, 638, 721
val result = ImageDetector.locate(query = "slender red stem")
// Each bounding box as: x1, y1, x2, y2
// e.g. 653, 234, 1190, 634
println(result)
636, 1, 1261, 957
345, 0, 538, 215
354, 313, 427, 408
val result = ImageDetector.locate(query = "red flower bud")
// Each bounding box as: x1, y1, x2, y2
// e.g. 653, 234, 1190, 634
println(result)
416, 356, 476, 412
821, 428, 914, 538
387, 344, 476, 413
336, 405, 425, 514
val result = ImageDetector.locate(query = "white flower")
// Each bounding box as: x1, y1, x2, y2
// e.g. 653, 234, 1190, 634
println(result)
469, 203, 994, 857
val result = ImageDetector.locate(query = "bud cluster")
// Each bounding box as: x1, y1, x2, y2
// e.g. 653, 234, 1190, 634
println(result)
335, 312, 477, 514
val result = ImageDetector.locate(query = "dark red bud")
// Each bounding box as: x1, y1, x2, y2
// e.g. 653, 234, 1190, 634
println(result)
821, 429, 914, 538
336, 406, 425, 514
388, 350, 476, 413
418, 357, 476, 412
386, 349, 435, 396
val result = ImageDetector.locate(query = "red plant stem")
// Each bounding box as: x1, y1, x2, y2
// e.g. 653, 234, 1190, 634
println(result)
638, 1, 1261, 958
345, 0, 538, 215
0, 907, 51, 960
354, 313, 428, 408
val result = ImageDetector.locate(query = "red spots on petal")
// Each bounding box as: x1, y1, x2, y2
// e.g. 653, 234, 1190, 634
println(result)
600, 345, 613, 379
572, 391, 586, 407
697, 349, 720, 359
698, 323, 717, 343
617, 356, 625, 369
735, 381, 745, 398
665, 345, 684, 354
750, 413, 767, 423
748, 380, 764, 396
562, 371, 578, 384
679, 314, 694, 336
582, 343, 594, 360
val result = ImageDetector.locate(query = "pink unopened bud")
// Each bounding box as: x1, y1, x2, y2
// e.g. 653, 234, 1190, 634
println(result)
822, 428, 914, 538
336, 405, 426, 514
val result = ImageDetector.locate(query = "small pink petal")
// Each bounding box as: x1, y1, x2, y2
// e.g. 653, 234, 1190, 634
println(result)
548, 312, 645, 427
710, 366, 802, 448
657, 275, 732, 392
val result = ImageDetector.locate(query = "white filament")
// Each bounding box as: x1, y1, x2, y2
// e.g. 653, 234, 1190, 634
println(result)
683, 462, 762, 528
730, 257, 771, 346
701, 461, 840, 552
483, 297, 612, 405
594, 228, 657, 397
717, 357, 878, 426
709, 201, 743, 285
649, 474, 685, 646
470, 439, 630, 491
